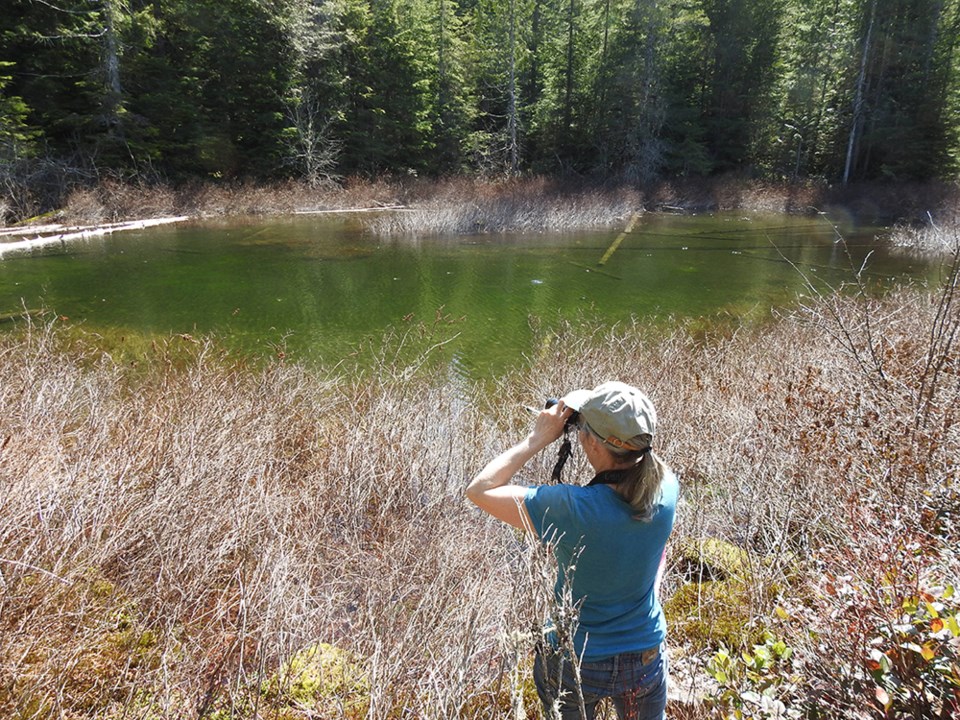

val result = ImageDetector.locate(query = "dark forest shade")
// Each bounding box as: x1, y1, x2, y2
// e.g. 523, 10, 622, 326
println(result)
1, 0, 959, 189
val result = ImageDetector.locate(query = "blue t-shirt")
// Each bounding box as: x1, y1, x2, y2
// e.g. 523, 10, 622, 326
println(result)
524, 471, 678, 662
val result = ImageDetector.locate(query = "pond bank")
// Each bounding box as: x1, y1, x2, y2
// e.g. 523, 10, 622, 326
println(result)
6, 175, 959, 239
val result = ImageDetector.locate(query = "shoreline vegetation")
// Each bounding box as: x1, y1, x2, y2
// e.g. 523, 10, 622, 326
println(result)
1, 275, 957, 718
1, 178, 958, 718
2, 175, 959, 252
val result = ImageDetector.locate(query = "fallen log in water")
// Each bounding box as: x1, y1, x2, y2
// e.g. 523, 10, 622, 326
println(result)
0, 216, 190, 258
0, 308, 44, 324
0, 223, 67, 238
293, 205, 410, 214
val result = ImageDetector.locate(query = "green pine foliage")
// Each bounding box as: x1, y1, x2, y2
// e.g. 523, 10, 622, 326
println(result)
0, 0, 958, 193
857, 0, 960, 180
1, 0, 108, 152
766, 0, 859, 179
0, 62, 36, 162
587, 0, 670, 181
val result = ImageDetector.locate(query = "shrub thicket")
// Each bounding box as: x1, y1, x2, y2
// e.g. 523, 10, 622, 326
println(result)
0, 232, 957, 718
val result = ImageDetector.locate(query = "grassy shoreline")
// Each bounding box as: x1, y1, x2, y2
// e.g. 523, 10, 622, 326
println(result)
2, 256, 958, 718
4, 175, 959, 249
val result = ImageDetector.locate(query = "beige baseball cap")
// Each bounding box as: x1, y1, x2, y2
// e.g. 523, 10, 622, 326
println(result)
562, 381, 656, 452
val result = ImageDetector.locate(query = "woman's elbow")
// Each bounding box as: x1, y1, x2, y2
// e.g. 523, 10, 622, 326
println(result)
464, 480, 482, 506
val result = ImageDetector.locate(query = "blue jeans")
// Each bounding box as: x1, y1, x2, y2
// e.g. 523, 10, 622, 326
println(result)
533, 646, 667, 720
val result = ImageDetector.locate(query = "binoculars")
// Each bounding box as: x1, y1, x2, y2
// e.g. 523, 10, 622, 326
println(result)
545, 398, 580, 431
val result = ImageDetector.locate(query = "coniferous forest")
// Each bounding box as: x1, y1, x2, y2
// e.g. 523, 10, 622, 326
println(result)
2, 0, 959, 210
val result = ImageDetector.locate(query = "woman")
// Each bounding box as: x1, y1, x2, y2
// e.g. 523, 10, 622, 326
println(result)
466, 381, 678, 720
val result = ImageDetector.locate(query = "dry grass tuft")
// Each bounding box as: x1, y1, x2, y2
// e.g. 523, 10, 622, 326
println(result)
366, 176, 643, 236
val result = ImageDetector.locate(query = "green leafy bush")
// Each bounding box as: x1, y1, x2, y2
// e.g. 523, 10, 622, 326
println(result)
706, 631, 802, 719
867, 586, 960, 718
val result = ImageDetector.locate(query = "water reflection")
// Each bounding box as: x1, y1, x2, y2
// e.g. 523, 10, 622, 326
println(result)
0, 212, 936, 377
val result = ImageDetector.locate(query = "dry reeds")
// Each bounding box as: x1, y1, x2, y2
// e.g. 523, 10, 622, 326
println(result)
365, 177, 643, 236
57, 177, 409, 226
1, 249, 958, 717
889, 211, 960, 254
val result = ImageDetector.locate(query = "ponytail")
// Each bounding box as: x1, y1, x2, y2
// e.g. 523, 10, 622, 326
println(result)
583, 424, 665, 521
616, 450, 667, 521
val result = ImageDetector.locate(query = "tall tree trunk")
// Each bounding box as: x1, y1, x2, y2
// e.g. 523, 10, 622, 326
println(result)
507, 0, 519, 174
809, 0, 841, 175
629, 0, 664, 183
563, 0, 576, 133
843, 0, 876, 185
640, 0, 657, 112
438, 0, 447, 103
528, 0, 542, 102
597, 0, 610, 108
101, 0, 123, 134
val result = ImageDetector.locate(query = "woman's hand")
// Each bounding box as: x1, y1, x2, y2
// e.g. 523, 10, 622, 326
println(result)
465, 399, 574, 530
530, 400, 573, 449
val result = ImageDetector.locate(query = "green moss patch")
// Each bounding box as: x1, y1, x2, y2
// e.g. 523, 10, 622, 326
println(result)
262, 643, 370, 718
675, 537, 751, 582
667, 537, 765, 650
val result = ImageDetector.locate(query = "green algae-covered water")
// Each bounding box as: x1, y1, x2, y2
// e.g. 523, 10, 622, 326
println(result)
0, 211, 938, 377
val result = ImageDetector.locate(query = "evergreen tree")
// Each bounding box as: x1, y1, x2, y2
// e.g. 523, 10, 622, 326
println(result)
657, 0, 714, 176
465, 0, 535, 173
419, 0, 473, 173
768, 0, 860, 179
0, 62, 37, 164
525, 0, 599, 172
278, 0, 351, 184
326, 0, 434, 174
842, 0, 960, 180
184, 0, 295, 177
589, 0, 669, 182
1, 0, 118, 161
1, 0, 959, 187
697, 0, 784, 172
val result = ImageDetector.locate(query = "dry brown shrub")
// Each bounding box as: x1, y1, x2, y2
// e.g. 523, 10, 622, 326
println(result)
53, 178, 408, 227
61, 181, 179, 224
1, 247, 958, 717
367, 176, 643, 236
0, 319, 544, 718
62, 186, 108, 224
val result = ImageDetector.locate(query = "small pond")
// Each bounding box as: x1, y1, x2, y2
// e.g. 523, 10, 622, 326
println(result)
0, 211, 938, 378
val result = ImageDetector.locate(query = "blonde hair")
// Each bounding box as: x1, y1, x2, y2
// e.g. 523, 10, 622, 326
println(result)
584, 425, 666, 521
615, 449, 667, 521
